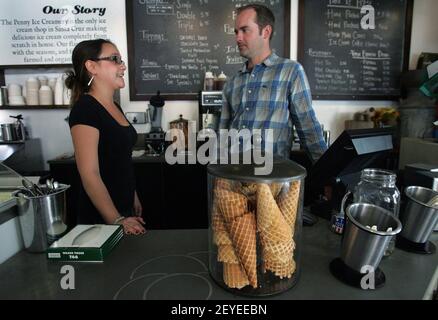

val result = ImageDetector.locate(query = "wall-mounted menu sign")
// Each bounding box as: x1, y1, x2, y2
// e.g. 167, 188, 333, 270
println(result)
298, 0, 413, 100
0, 0, 120, 66
126, 0, 290, 101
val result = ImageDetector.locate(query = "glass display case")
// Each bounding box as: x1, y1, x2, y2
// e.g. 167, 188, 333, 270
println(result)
207, 158, 306, 296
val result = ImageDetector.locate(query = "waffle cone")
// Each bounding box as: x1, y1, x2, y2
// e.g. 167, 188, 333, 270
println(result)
211, 199, 222, 229
215, 178, 234, 191
269, 183, 283, 199
218, 245, 239, 264
263, 212, 293, 243
240, 182, 258, 197
216, 188, 248, 223
277, 181, 301, 230
263, 258, 296, 279
213, 229, 232, 246
211, 200, 232, 246
239, 182, 258, 210
256, 184, 275, 229
213, 232, 232, 247
223, 263, 249, 289
228, 212, 258, 288
257, 184, 292, 242
261, 238, 295, 263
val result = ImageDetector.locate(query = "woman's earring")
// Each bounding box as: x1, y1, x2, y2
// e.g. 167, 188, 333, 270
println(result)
87, 76, 94, 87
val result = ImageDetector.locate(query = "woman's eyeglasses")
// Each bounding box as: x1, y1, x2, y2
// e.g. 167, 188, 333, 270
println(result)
93, 55, 125, 65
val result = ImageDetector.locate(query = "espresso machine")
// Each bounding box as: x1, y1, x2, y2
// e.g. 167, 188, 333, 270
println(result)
199, 91, 223, 134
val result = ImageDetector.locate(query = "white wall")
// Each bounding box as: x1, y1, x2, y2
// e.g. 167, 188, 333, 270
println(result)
1, 0, 437, 169
409, 0, 438, 70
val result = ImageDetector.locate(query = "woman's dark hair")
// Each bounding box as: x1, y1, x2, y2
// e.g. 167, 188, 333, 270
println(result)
64, 39, 114, 105
236, 4, 275, 41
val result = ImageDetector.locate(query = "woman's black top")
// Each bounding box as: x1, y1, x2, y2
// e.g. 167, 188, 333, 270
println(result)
69, 94, 138, 224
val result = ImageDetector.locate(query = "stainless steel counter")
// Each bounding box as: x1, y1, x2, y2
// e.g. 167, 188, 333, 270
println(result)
0, 220, 437, 300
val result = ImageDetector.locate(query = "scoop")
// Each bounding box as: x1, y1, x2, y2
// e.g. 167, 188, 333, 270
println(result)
22, 179, 44, 196
46, 178, 54, 191
21, 179, 38, 197
0, 162, 44, 196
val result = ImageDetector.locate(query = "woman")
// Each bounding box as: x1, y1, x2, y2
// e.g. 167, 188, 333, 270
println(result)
65, 39, 145, 235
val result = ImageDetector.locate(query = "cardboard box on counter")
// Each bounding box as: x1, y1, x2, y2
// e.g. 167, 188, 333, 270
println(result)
46, 224, 123, 263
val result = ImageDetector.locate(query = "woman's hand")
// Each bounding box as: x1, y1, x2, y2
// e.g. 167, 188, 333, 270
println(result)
134, 191, 143, 217
121, 216, 146, 235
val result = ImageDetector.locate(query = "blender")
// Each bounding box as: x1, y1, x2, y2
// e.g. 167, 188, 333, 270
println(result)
145, 91, 166, 155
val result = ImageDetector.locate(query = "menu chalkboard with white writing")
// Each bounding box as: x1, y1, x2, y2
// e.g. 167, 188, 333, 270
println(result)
298, 0, 413, 100
126, 0, 290, 100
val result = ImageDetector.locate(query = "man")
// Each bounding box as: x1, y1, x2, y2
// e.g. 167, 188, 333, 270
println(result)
219, 4, 327, 163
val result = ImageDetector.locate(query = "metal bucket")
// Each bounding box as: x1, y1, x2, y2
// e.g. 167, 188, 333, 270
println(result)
342, 203, 402, 272
13, 184, 70, 252
1, 123, 24, 142
400, 186, 438, 244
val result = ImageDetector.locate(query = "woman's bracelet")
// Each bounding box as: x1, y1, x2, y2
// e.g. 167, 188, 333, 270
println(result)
113, 216, 126, 225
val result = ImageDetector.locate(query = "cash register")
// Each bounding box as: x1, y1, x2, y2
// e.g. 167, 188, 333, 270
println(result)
307, 128, 395, 220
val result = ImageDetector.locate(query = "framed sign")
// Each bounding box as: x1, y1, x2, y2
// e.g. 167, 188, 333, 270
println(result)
0, 0, 121, 66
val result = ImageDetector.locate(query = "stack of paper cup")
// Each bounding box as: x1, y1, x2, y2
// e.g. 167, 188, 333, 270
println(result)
7, 84, 25, 106
26, 77, 40, 105
48, 77, 57, 92
38, 76, 48, 86
39, 85, 53, 105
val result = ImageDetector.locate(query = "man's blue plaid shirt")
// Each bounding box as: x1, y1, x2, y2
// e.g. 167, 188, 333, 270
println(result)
219, 53, 327, 162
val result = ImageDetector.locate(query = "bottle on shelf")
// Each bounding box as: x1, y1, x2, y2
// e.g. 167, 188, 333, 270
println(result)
54, 77, 64, 106
204, 71, 215, 91
215, 71, 227, 91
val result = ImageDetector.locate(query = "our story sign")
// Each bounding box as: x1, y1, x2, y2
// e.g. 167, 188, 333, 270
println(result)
0, 0, 120, 65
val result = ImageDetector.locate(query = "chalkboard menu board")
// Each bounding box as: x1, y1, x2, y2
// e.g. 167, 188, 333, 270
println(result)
126, 0, 290, 100
298, 0, 413, 100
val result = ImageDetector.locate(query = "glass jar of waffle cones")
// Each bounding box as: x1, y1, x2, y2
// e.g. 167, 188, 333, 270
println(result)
207, 158, 306, 296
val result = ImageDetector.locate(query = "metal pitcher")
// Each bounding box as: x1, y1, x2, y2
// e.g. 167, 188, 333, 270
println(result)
14, 184, 70, 252
342, 203, 402, 272
399, 186, 438, 244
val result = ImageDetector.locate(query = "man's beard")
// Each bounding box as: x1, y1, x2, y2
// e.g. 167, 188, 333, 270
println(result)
238, 47, 251, 59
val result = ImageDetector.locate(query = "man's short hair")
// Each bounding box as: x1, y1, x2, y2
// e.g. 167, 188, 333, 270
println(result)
237, 4, 275, 41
